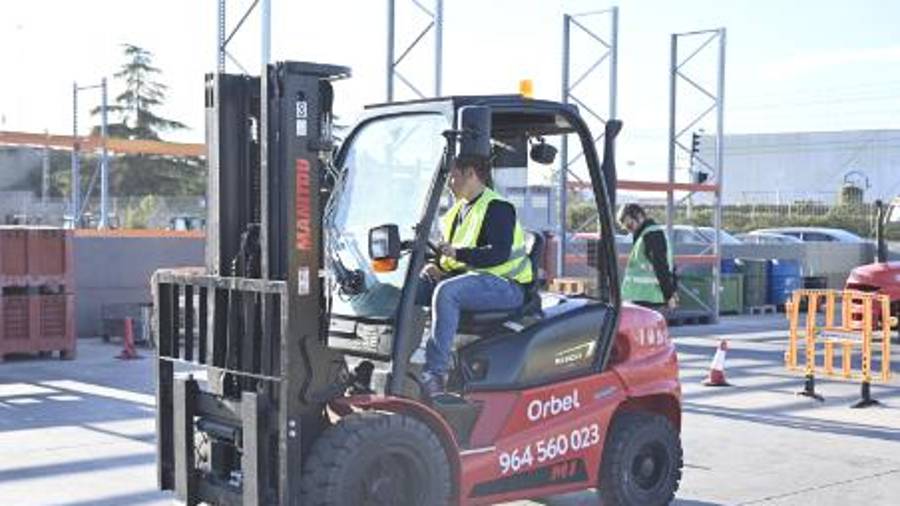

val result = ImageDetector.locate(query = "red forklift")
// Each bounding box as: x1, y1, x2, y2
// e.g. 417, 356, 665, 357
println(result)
845, 197, 900, 339
154, 61, 682, 505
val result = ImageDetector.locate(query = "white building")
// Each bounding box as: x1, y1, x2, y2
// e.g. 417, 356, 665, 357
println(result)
698, 129, 900, 204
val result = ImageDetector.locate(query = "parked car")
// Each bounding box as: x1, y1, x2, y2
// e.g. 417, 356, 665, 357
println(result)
750, 227, 864, 243
671, 225, 742, 245
736, 232, 803, 245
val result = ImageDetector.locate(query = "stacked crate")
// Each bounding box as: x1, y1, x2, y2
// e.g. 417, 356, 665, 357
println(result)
0, 227, 76, 361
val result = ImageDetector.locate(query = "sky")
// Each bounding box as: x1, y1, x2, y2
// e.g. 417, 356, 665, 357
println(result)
2, 0, 900, 182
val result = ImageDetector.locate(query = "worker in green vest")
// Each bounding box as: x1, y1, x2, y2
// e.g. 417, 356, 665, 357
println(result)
415, 154, 533, 396
618, 203, 678, 310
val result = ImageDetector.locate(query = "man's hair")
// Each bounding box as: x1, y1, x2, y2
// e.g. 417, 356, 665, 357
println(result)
617, 202, 646, 224
455, 155, 493, 188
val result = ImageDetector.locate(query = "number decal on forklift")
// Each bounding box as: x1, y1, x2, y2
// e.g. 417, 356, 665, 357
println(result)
498, 423, 601, 475
498, 446, 534, 474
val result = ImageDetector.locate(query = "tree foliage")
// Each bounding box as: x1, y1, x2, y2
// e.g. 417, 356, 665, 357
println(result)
92, 44, 186, 140
86, 43, 205, 200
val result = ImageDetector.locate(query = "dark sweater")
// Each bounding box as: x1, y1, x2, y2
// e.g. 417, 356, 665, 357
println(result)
633, 219, 677, 301
448, 192, 516, 268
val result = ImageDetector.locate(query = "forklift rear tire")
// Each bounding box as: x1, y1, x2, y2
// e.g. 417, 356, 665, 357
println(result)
299, 411, 452, 506
598, 412, 683, 506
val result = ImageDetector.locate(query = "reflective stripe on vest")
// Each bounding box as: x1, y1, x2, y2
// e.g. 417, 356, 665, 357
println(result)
621, 224, 673, 304
439, 188, 533, 284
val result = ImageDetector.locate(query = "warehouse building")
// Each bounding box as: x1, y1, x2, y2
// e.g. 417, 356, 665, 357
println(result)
698, 128, 900, 204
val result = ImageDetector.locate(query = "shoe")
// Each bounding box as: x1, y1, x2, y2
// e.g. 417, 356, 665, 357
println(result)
419, 371, 446, 398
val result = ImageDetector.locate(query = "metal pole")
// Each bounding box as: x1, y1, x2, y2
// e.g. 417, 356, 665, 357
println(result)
99, 77, 109, 229
71, 82, 81, 228
712, 28, 727, 322
558, 15, 571, 278
666, 35, 677, 248
609, 7, 619, 120
42, 133, 50, 205
217, 0, 226, 72
260, 0, 271, 278
261, 0, 271, 67
435, 0, 443, 97
386, 0, 395, 101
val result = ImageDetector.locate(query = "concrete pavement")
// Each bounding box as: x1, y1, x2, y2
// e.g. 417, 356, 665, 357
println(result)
0, 314, 898, 505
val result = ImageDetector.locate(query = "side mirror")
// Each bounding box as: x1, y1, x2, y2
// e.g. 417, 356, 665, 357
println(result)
458, 106, 492, 159
368, 224, 401, 272
530, 139, 557, 165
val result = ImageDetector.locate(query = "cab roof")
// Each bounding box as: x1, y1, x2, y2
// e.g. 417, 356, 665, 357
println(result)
364, 95, 582, 137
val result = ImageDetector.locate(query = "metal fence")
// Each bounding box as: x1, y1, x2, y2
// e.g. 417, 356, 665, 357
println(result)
635, 201, 885, 239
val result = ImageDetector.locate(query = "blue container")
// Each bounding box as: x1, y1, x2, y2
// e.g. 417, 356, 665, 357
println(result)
721, 258, 738, 274
767, 259, 802, 305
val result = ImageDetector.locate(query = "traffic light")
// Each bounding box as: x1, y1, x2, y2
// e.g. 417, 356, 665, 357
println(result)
691, 132, 701, 156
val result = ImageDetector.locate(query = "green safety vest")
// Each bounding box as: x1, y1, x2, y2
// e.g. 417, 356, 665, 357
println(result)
621, 224, 673, 304
439, 188, 533, 284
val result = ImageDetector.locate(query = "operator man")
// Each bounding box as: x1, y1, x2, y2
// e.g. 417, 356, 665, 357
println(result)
618, 203, 679, 311
415, 154, 533, 397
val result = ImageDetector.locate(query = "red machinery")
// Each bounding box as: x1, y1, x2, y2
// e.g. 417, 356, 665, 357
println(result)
156, 62, 682, 506
845, 198, 900, 339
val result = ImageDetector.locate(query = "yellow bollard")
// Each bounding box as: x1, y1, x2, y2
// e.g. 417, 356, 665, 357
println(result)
842, 340, 853, 379
805, 293, 819, 376
786, 291, 802, 370
861, 297, 873, 384
851, 295, 881, 408
824, 340, 834, 376
797, 292, 824, 401
825, 291, 836, 330
841, 289, 851, 330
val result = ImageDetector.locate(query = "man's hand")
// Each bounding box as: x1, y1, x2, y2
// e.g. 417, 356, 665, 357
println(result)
438, 242, 456, 260
667, 293, 680, 310
422, 263, 443, 281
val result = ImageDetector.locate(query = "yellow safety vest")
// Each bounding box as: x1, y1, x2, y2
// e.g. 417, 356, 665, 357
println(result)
621, 224, 673, 304
439, 189, 533, 284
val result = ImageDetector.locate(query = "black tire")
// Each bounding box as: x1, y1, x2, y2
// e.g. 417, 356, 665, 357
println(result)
299, 411, 452, 506
598, 413, 683, 506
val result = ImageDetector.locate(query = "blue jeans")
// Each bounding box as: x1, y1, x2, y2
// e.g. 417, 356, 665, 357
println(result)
415, 272, 524, 376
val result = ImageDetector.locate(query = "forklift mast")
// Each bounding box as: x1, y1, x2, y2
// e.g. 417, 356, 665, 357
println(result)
155, 62, 350, 505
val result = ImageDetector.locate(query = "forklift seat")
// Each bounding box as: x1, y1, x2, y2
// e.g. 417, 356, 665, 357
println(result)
458, 231, 544, 331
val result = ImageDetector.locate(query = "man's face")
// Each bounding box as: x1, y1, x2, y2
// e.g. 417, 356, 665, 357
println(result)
449, 164, 474, 197
621, 215, 640, 233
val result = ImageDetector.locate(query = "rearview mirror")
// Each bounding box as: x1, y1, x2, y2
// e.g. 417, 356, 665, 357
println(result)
530, 139, 557, 165
458, 106, 492, 159
368, 224, 401, 272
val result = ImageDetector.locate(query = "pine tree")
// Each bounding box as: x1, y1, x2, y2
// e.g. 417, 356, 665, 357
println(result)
85, 43, 205, 202
92, 44, 186, 140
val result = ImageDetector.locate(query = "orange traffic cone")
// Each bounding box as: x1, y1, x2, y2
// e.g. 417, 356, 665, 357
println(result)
116, 317, 142, 360
703, 339, 731, 386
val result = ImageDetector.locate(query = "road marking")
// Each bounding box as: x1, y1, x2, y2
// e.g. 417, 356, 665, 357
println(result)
735, 468, 900, 505
38, 380, 155, 407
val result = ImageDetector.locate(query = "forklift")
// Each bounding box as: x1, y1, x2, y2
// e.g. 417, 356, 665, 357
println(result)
845, 197, 900, 339
155, 61, 683, 506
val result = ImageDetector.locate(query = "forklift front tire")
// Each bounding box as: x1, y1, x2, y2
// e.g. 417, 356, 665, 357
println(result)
598, 412, 683, 506
299, 410, 452, 506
